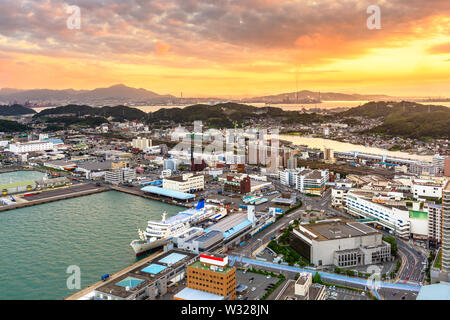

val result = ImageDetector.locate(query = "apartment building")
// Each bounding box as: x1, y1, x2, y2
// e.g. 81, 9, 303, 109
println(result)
131, 137, 152, 150
443, 181, 450, 273
163, 173, 204, 193
427, 203, 442, 244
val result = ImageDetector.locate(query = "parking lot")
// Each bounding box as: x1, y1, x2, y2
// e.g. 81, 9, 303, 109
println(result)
326, 286, 371, 300
235, 269, 281, 300
378, 288, 418, 300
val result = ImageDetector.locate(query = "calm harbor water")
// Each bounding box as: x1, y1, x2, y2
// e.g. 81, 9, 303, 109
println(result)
280, 135, 433, 162
0, 190, 181, 300
0, 170, 47, 185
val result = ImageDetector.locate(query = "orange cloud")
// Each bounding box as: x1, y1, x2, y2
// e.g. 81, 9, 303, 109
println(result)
155, 41, 170, 55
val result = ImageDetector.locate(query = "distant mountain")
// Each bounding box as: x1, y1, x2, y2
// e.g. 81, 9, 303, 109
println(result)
246, 90, 394, 103
0, 84, 176, 105
0, 104, 36, 116
33, 104, 147, 122
0, 88, 24, 96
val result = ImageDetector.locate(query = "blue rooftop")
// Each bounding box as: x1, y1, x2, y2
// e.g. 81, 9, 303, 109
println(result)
141, 264, 167, 274
174, 287, 225, 300
158, 252, 187, 265
116, 276, 145, 289
141, 186, 195, 200
417, 282, 450, 300
223, 219, 252, 239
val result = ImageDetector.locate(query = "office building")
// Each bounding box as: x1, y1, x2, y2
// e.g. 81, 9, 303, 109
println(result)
163, 173, 204, 193
181, 253, 236, 300
9, 141, 54, 154
410, 161, 439, 176
412, 179, 443, 200
294, 272, 327, 300
295, 169, 329, 196
105, 168, 136, 185
345, 190, 410, 239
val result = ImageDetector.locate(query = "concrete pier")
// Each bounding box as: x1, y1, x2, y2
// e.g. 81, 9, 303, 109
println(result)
0, 184, 110, 213
65, 249, 164, 300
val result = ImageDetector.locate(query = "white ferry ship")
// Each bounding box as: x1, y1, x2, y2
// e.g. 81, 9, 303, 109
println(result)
130, 200, 226, 256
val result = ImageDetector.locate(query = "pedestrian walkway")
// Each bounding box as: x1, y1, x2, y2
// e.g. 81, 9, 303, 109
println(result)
230, 255, 421, 292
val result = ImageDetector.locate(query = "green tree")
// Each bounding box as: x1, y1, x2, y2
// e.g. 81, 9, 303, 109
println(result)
313, 272, 322, 284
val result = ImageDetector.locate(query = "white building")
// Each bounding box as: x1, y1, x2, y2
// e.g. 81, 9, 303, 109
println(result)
345, 190, 410, 239
104, 168, 136, 185
290, 219, 391, 267
162, 173, 204, 193
331, 187, 350, 207
131, 137, 152, 150
295, 169, 329, 196
9, 141, 54, 154
412, 179, 443, 200
161, 169, 172, 178
279, 169, 298, 187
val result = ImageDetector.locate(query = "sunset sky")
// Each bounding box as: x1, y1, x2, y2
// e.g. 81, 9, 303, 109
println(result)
0, 0, 449, 97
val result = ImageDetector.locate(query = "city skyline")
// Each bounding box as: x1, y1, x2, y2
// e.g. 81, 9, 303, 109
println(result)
0, 0, 449, 97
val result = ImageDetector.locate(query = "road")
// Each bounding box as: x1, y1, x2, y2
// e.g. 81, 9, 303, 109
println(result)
397, 239, 427, 284
233, 204, 304, 257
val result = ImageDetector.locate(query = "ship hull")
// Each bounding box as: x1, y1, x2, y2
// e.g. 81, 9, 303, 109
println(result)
130, 239, 168, 256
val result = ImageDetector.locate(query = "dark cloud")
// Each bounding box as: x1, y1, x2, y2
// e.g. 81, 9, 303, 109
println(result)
0, 0, 448, 65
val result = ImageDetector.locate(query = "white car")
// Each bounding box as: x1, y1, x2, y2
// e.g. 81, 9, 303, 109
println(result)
252, 287, 256, 292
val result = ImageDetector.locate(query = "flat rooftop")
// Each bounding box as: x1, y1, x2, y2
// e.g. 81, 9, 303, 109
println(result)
95, 249, 197, 299
189, 260, 233, 274
207, 213, 248, 233
298, 219, 379, 241
174, 287, 225, 300
141, 186, 196, 200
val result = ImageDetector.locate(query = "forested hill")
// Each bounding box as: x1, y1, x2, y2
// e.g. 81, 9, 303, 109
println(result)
0, 104, 36, 116
339, 101, 450, 139
33, 104, 147, 122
